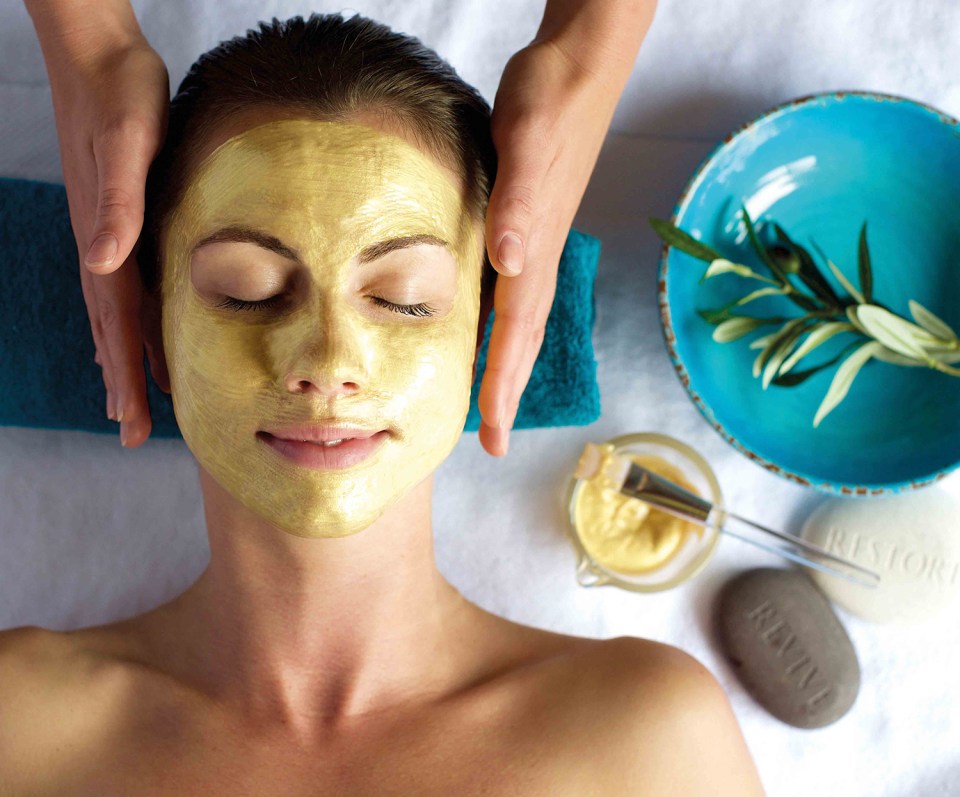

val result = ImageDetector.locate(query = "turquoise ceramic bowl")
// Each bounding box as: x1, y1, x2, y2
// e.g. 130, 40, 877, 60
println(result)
658, 91, 960, 495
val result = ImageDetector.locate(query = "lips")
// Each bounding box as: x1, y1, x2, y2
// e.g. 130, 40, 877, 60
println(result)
264, 423, 384, 443
256, 426, 390, 469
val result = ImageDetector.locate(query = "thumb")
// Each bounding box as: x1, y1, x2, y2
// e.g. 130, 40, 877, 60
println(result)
84, 123, 155, 273
485, 129, 546, 278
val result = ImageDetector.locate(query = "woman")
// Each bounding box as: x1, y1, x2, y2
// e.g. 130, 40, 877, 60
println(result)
0, 14, 763, 795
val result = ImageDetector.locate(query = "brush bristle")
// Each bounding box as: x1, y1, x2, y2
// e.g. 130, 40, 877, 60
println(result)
574, 442, 603, 480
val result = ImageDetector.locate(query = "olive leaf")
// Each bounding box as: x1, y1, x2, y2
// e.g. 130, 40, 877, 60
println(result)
810, 239, 865, 303
772, 340, 863, 387
813, 341, 885, 427
741, 206, 788, 283
870, 342, 960, 375
845, 305, 868, 335
872, 346, 925, 367
908, 299, 959, 341
773, 224, 842, 307
930, 349, 960, 364
779, 321, 856, 376
762, 322, 811, 389
924, 340, 960, 354
735, 286, 787, 305
857, 222, 874, 303
697, 307, 734, 325
700, 258, 777, 284
933, 361, 960, 376
751, 316, 813, 378
856, 304, 941, 359
749, 332, 779, 350
713, 316, 778, 343
696, 288, 783, 324
649, 218, 724, 262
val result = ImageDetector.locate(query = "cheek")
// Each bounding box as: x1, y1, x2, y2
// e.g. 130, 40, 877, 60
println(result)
171, 307, 268, 413
385, 320, 476, 436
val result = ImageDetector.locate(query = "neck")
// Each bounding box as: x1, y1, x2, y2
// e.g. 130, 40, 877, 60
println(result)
147, 465, 481, 739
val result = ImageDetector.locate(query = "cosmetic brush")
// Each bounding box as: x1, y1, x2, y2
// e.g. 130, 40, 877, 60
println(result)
575, 442, 880, 589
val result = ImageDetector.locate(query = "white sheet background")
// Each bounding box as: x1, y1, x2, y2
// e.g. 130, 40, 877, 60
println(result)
2, 1, 959, 794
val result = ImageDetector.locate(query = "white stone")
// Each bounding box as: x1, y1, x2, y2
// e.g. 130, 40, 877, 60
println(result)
800, 489, 960, 624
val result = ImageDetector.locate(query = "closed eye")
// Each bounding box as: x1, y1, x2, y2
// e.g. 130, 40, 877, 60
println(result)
368, 296, 437, 317
214, 295, 437, 317
215, 295, 285, 312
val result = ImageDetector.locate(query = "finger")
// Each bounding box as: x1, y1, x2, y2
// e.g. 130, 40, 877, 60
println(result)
476, 241, 558, 446
478, 419, 509, 457
484, 116, 552, 278
141, 284, 171, 395
481, 316, 550, 459
78, 261, 118, 420
92, 250, 153, 447
144, 333, 171, 394
145, 346, 168, 394
84, 119, 156, 274
91, 345, 115, 417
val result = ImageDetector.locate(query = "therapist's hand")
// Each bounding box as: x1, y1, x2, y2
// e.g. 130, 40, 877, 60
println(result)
25, 0, 169, 448
479, 0, 656, 456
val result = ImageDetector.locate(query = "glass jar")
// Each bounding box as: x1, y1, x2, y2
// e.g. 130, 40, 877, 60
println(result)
564, 432, 724, 592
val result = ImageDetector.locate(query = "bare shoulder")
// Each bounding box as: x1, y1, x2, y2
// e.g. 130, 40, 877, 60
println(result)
568, 636, 767, 796
0, 624, 107, 725
0, 623, 130, 701
0, 625, 90, 719
0, 625, 138, 792
475, 623, 764, 794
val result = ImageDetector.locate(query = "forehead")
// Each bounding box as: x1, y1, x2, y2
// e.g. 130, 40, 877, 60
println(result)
189, 106, 463, 181
172, 116, 470, 248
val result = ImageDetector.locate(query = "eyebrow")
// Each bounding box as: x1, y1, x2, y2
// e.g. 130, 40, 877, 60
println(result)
190, 226, 450, 264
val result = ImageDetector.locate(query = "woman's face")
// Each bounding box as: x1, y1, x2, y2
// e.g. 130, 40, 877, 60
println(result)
160, 117, 484, 538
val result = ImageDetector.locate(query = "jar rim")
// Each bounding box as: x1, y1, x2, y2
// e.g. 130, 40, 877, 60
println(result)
564, 432, 724, 592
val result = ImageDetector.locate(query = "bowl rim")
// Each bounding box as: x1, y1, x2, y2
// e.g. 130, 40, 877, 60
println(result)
656, 89, 960, 496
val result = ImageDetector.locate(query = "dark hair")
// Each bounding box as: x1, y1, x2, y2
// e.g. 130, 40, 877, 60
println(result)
138, 12, 498, 323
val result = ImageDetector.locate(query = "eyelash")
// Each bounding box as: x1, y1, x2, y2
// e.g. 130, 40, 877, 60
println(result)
214, 295, 437, 317
370, 296, 437, 317
215, 296, 284, 313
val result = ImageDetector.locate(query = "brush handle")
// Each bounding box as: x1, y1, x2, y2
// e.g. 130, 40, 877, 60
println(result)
712, 510, 880, 589
620, 462, 880, 589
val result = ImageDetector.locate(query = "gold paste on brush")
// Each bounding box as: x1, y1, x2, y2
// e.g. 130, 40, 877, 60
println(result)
161, 119, 483, 539
574, 443, 704, 575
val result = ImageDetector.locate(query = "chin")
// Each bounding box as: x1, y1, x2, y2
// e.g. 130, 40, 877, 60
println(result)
269, 506, 391, 539
233, 478, 406, 540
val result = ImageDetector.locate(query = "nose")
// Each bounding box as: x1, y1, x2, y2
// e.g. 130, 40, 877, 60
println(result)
281, 307, 370, 399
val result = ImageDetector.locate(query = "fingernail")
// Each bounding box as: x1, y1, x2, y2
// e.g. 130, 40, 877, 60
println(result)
497, 232, 524, 276
501, 428, 510, 456
120, 421, 128, 448
107, 391, 116, 421
86, 233, 118, 268
116, 397, 124, 424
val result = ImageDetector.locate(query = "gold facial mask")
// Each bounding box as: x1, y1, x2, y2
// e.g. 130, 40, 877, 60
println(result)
161, 119, 483, 538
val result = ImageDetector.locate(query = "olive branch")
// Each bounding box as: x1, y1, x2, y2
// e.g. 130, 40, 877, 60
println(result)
651, 207, 960, 427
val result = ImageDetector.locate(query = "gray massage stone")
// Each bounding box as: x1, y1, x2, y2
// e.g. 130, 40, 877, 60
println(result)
715, 568, 860, 729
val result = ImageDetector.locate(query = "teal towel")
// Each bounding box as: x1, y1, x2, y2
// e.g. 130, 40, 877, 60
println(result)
0, 176, 600, 437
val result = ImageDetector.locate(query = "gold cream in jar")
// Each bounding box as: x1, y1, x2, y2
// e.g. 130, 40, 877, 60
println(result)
565, 433, 723, 592
573, 443, 704, 575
